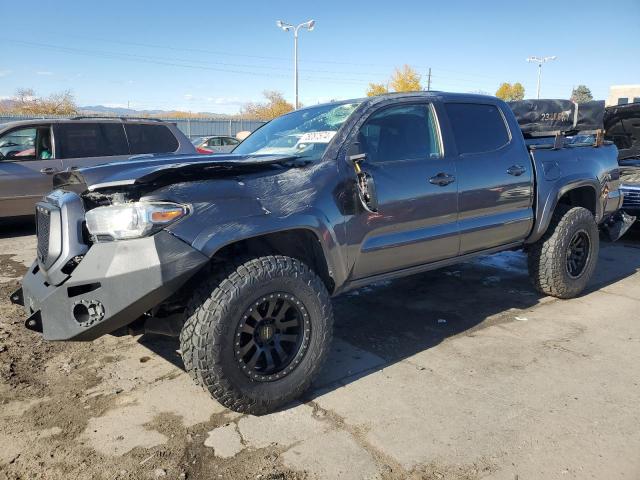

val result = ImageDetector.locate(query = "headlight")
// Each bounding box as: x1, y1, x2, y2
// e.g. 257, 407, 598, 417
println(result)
85, 202, 189, 241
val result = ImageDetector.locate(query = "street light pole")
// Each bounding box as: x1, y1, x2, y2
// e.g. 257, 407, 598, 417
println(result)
276, 19, 315, 110
526, 55, 557, 99
293, 27, 298, 110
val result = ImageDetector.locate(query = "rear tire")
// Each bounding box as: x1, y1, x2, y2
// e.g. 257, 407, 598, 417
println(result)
180, 255, 333, 414
527, 205, 599, 299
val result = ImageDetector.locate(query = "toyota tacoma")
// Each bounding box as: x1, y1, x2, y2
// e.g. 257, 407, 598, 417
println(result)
11, 92, 632, 414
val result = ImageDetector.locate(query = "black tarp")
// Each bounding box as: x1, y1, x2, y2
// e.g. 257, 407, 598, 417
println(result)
507, 100, 576, 134
574, 100, 605, 131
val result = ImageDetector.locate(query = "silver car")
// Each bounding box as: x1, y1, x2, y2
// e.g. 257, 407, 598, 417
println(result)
0, 117, 196, 217
191, 135, 239, 153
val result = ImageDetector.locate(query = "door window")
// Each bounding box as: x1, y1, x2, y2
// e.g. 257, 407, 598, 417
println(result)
358, 104, 441, 163
444, 103, 510, 154
223, 137, 239, 146
125, 124, 179, 154
57, 123, 128, 158
0, 128, 38, 160
207, 137, 222, 147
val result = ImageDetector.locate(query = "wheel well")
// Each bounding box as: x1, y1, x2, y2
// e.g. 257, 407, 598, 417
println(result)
210, 229, 335, 293
557, 186, 597, 216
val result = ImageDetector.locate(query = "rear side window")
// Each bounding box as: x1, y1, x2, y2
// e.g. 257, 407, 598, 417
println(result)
444, 103, 510, 154
125, 124, 178, 154
57, 123, 128, 159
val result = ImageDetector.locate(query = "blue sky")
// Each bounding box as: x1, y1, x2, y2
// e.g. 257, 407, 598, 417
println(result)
1, 0, 638, 114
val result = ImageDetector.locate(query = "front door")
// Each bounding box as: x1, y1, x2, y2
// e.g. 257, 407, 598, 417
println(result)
0, 125, 61, 217
348, 102, 459, 279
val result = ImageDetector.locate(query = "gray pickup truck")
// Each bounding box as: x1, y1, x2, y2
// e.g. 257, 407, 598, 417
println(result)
12, 92, 631, 414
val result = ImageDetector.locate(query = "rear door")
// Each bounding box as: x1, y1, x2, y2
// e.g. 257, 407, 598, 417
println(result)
124, 123, 179, 155
56, 122, 130, 170
222, 136, 240, 152
348, 102, 459, 279
444, 102, 534, 253
0, 125, 61, 217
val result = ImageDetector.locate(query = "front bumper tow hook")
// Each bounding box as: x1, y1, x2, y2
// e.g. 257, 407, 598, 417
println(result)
9, 287, 24, 306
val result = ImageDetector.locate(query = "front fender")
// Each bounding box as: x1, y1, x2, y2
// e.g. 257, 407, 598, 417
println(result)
172, 208, 348, 292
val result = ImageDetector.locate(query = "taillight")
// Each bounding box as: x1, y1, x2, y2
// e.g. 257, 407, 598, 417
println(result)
197, 147, 214, 154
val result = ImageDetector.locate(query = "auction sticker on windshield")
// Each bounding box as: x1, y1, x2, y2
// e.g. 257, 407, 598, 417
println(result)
298, 131, 337, 143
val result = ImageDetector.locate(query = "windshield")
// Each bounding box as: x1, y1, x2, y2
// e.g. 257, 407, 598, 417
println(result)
234, 102, 361, 160
191, 136, 206, 146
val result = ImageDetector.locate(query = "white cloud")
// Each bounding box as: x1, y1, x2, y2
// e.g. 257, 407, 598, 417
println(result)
206, 96, 244, 106
36, 71, 53, 76
184, 93, 194, 100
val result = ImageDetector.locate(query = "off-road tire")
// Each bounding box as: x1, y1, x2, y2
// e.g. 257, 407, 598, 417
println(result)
527, 205, 599, 299
180, 255, 333, 414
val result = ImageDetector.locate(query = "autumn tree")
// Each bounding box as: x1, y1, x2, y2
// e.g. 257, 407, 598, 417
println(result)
366, 83, 389, 97
570, 85, 593, 104
389, 65, 422, 93
241, 90, 295, 120
7, 88, 78, 115
495, 82, 525, 101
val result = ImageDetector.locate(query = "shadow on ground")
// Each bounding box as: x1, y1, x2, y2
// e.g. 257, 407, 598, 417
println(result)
0, 217, 35, 239
138, 229, 640, 410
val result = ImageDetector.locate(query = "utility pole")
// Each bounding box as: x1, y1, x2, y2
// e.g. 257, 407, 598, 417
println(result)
526, 56, 557, 99
426, 68, 432, 91
276, 19, 316, 109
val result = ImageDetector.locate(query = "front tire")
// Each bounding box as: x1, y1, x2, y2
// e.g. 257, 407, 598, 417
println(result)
527, 205, 599, 299
180, 256, 333, 414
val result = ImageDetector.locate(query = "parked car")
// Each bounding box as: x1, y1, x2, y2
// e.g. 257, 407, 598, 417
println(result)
604, 103, 640, 217
13, 92, 629, 415
0, 117, 196, 217
191, 135, 239, 154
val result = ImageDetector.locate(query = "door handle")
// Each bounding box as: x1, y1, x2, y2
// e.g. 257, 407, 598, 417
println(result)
429, 172, 456, 186
507, 165, 526, 176
40, 167, 58, 175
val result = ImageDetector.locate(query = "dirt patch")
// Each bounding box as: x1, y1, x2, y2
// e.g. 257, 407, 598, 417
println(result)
0, 274, 309, 480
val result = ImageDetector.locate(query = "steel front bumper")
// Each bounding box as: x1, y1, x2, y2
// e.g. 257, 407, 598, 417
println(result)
14, 231, 208, 341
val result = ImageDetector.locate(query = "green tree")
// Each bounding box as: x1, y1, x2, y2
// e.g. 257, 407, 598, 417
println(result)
241, 90, 295, 120
495, 82, 525, 101
366, 83, 389, 97
570, 85, 593, 104
389, 65, 422, 92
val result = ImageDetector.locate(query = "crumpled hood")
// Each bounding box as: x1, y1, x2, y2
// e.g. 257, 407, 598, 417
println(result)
53, 153, 305, 191
604, 103, 640, 161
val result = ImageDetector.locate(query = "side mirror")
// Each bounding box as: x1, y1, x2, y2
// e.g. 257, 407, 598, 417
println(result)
347, 142, 366, 165
357, 171, 378, 213
347, 141, 378, 213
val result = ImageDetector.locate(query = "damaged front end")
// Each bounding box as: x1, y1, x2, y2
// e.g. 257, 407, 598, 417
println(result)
13, 153, 313, 341
12, 185, 208, 341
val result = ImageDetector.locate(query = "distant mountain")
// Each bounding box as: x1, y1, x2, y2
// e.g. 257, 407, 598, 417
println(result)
80, 105, 167, 116
79, 105, 227, 117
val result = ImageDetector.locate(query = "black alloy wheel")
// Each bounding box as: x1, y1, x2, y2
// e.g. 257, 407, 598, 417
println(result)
566, 230, 590, 278
234, 293, 310, 382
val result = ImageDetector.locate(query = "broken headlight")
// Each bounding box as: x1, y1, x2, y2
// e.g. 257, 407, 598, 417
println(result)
85, 202, 189, 241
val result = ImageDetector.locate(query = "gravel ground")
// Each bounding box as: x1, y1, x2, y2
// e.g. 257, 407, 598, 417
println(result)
1, 218, 639, 480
